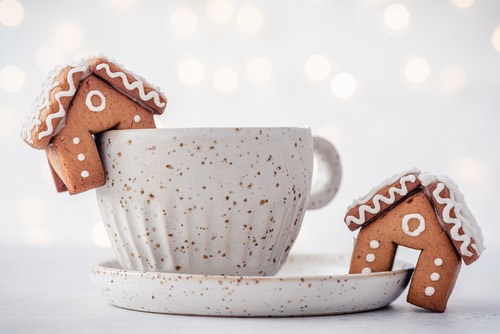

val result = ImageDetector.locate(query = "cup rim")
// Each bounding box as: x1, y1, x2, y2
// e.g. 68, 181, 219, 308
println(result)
104, 126, 311, 134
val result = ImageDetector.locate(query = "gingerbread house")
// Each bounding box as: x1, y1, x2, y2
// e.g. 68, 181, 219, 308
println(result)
344, 169, 484, 312
21, 56, 167, 194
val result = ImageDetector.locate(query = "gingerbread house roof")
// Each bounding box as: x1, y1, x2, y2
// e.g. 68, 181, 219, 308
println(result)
21, 56, 167, 150
418, 173, 484, 265
345, 168, 422, 230
88, 57, 167, 116
344, 169, 484, 265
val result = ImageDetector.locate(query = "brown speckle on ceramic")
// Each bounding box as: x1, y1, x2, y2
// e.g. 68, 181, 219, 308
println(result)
96, 128, 341, 276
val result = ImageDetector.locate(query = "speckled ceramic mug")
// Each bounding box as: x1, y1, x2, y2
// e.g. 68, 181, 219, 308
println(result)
96, 127, 341, 276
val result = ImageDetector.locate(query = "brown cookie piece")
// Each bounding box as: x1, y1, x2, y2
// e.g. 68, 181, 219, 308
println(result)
22, 56, 168, 194
88, 57, 167, 115
345, 170, 484, 312
420, 175, 483, 265
344, 170, 421, 231
21, 65, 87, 149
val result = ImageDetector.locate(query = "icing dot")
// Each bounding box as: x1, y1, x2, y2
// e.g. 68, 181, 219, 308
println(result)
369, 240, 380, 249
361, 267, 372, 274
434, 258, 443, 266
134, 115, 141, 123
425, 287, 435, 297
366, 253, 376, 263
77, 153, 85, 161
73, 137, 80, 144
430, 273, 440, 281
81, 170, 89, 178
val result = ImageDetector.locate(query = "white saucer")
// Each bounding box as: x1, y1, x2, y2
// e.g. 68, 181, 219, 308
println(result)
91, 254, 413, 317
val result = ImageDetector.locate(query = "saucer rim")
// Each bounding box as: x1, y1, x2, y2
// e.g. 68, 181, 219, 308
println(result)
91, 253, 414, 282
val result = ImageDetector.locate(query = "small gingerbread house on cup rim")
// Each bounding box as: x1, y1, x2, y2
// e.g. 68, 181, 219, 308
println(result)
344, 169, 484, 312
21, 56, 167, 195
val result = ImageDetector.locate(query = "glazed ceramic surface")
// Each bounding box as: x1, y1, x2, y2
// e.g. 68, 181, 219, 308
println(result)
96, 128, 341, 275
91, 253, 413, 317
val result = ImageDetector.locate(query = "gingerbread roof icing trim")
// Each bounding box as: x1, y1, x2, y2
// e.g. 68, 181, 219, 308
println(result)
419, 173, 485, 260
95, 63, 165, 109
21, 69, 59, 145
38, 66, 87, 140
89, 56, 167, 114
345, 169, 421, 228
21, 64, 87, 147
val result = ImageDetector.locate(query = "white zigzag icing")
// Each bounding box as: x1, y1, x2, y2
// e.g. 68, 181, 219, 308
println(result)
22, 79, 60, 144
345, 174, 417, 226
431, 182, 478, 257
419, 173, 484, 258
95, 63, 166, 108
38, 67, 87, 141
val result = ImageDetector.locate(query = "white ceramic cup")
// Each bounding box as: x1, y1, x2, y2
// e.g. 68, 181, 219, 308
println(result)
96, 127, 341, 276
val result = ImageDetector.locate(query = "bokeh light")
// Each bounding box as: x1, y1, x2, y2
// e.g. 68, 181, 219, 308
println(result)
404, 57, 430, 84
0, 65, 25, 92
236, 6, 263, 34
246, 57, 273, 83
316, 126, 343, 148
92, 221, 112, 248
206, 0, 234, 24
330, 72, 357, 99
0, 106, 18, 139
17, 195, 54, 247
0, 0, 24, 27
170, 8, 197, 35
450, 0, 475, 9
53, 22, 85, 53
23, 227, 54, 247
213, 67, 239, 93
449, 156, 491, 185
177, 58, 205, 85
439, 65, 466, 93
17, 196, 48, 225
109, 0, 137, 11
383, 3, 410, 31
36, 46, 64, 73
492, 26, 500, 53
305, 54, 332, 81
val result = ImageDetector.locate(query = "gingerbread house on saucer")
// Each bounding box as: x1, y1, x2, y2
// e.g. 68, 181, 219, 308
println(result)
21, 56, 167, 195
344, 169, 484, 312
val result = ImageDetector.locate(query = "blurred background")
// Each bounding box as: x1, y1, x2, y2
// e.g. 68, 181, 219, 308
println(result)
1, 0, 499, 299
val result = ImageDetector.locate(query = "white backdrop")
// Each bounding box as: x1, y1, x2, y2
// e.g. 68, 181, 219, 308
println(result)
1, 0, 499, 299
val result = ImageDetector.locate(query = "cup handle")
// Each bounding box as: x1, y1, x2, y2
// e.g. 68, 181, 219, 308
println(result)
306, 136, 342, 210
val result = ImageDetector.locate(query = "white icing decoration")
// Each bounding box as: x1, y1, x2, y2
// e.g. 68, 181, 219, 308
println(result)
38, 67, 87, 141
369, 240, 380, 249
430, 273, 440, 281
81, 170, 89, 178
419, 173, 484, 258
424, 287, 435, 297
401, 213, 426, 237
22, 80, 60, 143
346, 172, 419, 227
85, 90, 106, 112
73, 137, 80, 144
134, 115, 141, 123
95, 63, 166, 108
361, 267, 371, 274
434, 258, 443, 266
366, 253, 375, 263
77, 153, 85, 161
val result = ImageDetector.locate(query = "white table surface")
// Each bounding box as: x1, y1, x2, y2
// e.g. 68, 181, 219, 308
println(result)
1, 244, 499, 334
